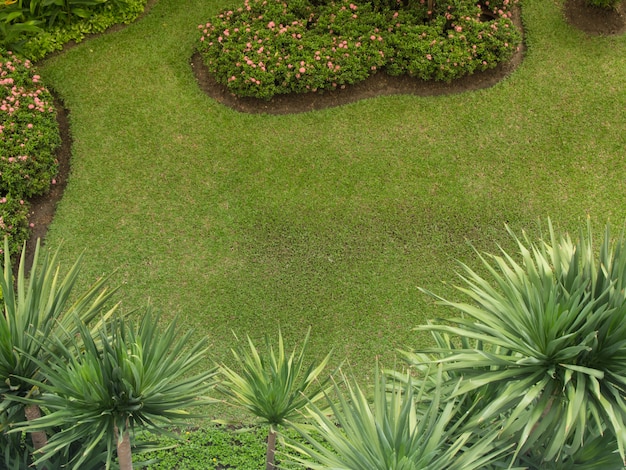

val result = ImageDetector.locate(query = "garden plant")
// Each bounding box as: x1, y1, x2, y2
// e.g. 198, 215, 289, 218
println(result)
0, 238, 117, 468
12, 309, 217, 470
0, 0, 148, 59
0, 50, 59, 256
403, 219, 626, 468
217, 329, 333, 469
0, 238, 216, 468
1, 0, 626, 464
286, 366, 512, 470
197, 0, 522, 99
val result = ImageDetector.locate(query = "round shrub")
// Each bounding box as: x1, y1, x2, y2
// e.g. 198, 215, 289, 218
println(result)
197, 0, 522, 100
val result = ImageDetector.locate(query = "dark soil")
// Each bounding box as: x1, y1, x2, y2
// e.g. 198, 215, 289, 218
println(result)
564, 0, 626, 35
22, 1, 624, 272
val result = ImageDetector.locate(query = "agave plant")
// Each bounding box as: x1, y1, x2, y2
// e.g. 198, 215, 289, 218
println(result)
11, 309, 217, 470
0, 238, 117, 467
217, 328, 333, 470
407, 219, 626, 466
286, 365, 510, 470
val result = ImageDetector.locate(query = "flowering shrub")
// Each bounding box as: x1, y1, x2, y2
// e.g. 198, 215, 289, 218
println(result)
197, 0, 521, 100
0, 193, 30, 256
0, 50, 59, 255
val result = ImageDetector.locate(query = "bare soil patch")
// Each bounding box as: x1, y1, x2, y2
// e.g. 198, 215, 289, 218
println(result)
564, 0, 625, 35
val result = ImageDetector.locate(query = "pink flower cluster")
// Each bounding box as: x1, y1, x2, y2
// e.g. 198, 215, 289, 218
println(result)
197, 0, 520, 98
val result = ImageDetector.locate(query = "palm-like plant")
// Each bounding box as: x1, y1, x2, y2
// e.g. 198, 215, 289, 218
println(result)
286, 365, 510, 470
217, 328, 332, 470
407, 219, 626, 466
12, 310, 217, 470
0, 238, 117, 466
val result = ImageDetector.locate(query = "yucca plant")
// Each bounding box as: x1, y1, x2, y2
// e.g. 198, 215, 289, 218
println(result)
286, 365, 511, 470
0, 238, 117, 467
217, 328, 333, 470
11, 309, 217, 470
407, 219, 626, 466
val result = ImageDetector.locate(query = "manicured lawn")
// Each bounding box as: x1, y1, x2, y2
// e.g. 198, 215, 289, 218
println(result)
36, 0, 626, 427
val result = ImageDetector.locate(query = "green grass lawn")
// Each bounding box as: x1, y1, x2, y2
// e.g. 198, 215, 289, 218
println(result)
36, 0, 626, 427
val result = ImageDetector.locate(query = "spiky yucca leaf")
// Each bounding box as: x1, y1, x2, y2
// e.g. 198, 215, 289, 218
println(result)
408, 219, 626, 465
286, 365, 511, 470
0, 238, 117, 467
217, 328, 332, 427
11, 310, 217, 469
0, 238, 117, 401
217, 328, 333, 469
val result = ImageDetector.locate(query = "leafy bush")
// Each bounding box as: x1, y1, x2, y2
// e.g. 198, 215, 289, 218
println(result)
141, 426, 273, 470
197, 0, 522, 99
1, 0, 147, 60
0, 194, 30, 256
406, 219, 626, 466
385, 2, 520, 81
0, 50, 59, 255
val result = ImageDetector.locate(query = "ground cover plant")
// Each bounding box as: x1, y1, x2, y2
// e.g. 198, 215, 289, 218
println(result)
0, 50, 59, 256
197, 0, 522, 99
140, 425, 276, 469
10, 0, 626, 465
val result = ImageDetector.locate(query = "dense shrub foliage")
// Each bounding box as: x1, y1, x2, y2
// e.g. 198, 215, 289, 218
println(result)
0, 50, 59, 255
0, 0, 147, 60
197, 0, 522, 99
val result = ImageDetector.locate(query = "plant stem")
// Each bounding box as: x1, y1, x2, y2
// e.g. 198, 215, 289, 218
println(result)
115, 424, 133, 470
266, 427, 277, 470
24, 404, 48, 452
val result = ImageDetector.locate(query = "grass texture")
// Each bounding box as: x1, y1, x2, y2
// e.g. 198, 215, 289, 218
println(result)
35, 0, 626, 422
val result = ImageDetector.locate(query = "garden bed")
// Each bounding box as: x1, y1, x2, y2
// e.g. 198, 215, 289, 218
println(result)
190, 4, 523, 114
